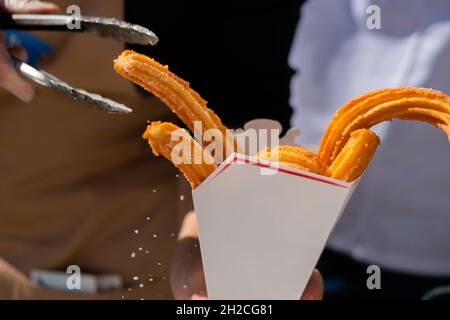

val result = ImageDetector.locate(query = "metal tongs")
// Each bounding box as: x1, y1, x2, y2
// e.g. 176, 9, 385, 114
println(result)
1, 13, 159, 114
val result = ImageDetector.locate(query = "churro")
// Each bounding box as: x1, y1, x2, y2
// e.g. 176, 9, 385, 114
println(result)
319, 88, 450, 168
115, 50, 237, 161
115, 51, 450, 186
256, 145, 324, 174
143, 122, 217, 188
327, 129, 380, 182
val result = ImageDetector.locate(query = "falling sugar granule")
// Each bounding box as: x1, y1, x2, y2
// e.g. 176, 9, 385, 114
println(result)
130, 252, 136, 258
153, 234, 158, 239
133, 276, 139, 281
134, 229, 139, 235
179, 195, 185, 201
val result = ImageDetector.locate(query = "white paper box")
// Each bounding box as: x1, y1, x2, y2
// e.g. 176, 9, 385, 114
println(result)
193, 153, 358, 300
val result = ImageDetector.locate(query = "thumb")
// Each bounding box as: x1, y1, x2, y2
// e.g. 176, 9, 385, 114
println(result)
0, 42, 34, 102
300, 269, 324, 300
191, 293, 208, 300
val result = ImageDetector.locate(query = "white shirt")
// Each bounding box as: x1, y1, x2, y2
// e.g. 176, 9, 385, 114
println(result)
289, 0, 450, 276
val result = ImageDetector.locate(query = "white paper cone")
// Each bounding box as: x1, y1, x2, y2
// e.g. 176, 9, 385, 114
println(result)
193, 154, 358, 300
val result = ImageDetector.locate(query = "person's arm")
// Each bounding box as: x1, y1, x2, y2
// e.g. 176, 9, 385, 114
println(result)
0, 0, 60, 299
0, 0, 59, 102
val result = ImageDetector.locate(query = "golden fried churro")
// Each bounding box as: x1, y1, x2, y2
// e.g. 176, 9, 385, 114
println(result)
327, 129, 380, 182
319, 88, 450, 168
256, 145, 324, 174
115, 51, 450, 186
143, 122, 217, 188
115, 50, 237, 161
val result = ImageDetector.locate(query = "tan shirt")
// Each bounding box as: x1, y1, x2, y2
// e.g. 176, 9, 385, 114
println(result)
0, 0, 180, 299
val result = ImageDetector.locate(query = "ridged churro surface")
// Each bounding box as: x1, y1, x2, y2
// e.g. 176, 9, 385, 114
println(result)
115, 50, 236, 160
319, 88, 450, 168
327, 129, 380, 182
143, 122, 217, 188
115, 51, 450, 187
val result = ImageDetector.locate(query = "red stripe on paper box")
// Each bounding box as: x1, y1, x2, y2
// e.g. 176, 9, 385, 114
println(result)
211, 155, 349, 189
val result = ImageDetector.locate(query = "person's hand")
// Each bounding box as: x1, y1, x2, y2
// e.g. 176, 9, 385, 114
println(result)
0, 0, 59, 102
171, 211, 207, 300
171, 211, 324, 300
299, 269, 324, 300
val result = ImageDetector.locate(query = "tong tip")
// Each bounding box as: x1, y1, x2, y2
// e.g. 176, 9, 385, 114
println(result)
112, 104, 133, 114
